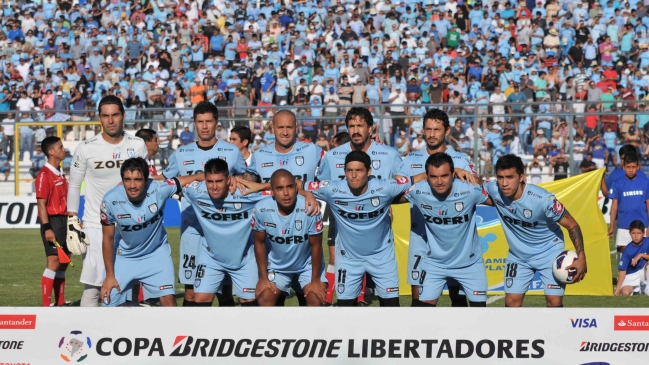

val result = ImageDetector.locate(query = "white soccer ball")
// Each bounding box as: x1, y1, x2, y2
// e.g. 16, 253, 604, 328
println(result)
553, 250, 579, 284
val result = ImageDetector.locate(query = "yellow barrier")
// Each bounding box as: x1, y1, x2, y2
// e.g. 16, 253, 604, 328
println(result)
393, 168, 612, 296
13, 121, 101, 196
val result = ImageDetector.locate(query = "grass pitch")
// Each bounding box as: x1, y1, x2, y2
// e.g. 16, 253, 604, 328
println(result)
0, 228, 646, 307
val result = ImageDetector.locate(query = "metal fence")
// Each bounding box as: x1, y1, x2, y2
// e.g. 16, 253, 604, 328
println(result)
1, 100, 644, 196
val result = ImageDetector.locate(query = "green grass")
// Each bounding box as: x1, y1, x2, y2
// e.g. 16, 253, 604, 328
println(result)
0, 227, 645, 307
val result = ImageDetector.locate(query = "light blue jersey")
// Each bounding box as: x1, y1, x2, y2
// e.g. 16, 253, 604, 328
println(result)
252, 195, 324, 272
162, 140, 246, 236
316, 141, 401, 181
483, 181, 566, 261
404, 179, 488, 269
306, 177, 411, 258
182, 182, 263, 269
397, 146, 476, 239
100, 179, 179, 258
250, 141, 324, 183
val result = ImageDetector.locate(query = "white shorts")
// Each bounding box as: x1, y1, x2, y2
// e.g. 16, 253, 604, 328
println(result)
616, 229, 632, 247
592, 158, 605, 169
622, 269, 646, 293
80, 225, 106, 286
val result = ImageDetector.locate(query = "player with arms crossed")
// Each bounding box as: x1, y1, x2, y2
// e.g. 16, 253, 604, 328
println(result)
484, 154, 587, 307
100, 158, 202, 306
67, 95, 148, 307
182, 159, 264, 306
400, 153, 488, 307
316, 107, 402, 305
306, 150, 426, 306
252, 169, 327, 306
158, 101, 246, 307
36, 136, 71, 307
396, 108, 477, 307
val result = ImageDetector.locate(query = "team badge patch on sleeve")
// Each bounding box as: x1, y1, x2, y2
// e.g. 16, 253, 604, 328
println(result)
166, 179, 176, 186
396, 176, 409, 185
307, 181, 320, 190
552, 199, 564, 214
316, 219, 323, 233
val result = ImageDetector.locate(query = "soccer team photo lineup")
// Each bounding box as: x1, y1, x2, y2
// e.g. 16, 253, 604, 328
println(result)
15, 95, 615, 309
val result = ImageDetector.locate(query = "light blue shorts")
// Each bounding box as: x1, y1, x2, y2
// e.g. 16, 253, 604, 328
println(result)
267, 261, 326, 293
193, 243, 258, 300
104, 244, 175, 307
335, 245, 399, 300
418, 258, 487, 302
504, 251, 565, 296
178, 231, 203, 285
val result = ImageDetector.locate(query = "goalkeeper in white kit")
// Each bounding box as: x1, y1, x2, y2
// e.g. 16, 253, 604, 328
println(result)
66, 96, 148, 307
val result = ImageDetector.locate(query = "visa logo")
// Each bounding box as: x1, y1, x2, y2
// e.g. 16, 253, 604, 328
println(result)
571, 318, 597, 328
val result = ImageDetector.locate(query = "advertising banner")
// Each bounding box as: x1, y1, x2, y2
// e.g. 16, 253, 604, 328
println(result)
0, 307, 645, 365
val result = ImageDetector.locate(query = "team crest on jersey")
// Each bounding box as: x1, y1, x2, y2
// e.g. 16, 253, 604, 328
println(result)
194, 279, 201, 288
185, 270, 192, 279
337, 284, 345, 294
295, 220, 302, 231
234, 203, 242, 210
411, 270, 419, 280
371, 197, 380, 207
148, 203, 158, 213
127, 148, 135, 158
524, 209, 532, 219
268, 271, 275, 282
506, 278, 513, 288
418, 286, 423, 295
455, 202, 464, 212
372, 160, 381, 170
295, 156, 304, 166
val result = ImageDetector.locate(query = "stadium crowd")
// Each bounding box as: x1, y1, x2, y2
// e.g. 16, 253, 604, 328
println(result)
2, 0, 649, 179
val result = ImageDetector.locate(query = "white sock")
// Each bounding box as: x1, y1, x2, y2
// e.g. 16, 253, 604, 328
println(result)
80, 285, 100, 307
327, 264, 335, 274
42, 268, 56, 279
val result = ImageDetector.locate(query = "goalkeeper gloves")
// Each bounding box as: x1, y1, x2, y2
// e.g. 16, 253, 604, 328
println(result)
66, 215, 89, 256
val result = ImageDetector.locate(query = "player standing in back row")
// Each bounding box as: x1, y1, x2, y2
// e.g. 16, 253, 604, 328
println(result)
484, 154, 587, 307
158, 101, 246, 307
67, 95, 148, 307
316, 107, 402, 305
396, 108, 476, 307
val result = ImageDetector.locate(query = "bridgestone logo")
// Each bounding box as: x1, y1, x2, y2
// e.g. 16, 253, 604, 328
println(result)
580, 341, 649, 352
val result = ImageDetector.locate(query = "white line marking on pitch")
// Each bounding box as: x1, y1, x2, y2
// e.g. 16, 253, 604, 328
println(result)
486, 295, 505, 305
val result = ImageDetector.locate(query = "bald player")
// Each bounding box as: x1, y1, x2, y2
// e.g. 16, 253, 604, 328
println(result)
252, 170, 326, 306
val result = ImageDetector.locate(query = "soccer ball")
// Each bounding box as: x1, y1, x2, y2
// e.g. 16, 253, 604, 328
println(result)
553, 250, 579, 284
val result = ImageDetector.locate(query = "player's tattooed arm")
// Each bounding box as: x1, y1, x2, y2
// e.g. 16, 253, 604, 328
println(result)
560, 209, 588, 283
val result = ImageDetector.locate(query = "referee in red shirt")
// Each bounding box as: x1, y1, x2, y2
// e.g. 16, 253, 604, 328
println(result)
36, 136, 70, 307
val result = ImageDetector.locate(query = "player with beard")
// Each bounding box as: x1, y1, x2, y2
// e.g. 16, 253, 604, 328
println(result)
484, 154, 587, 307
156, 101, 246, 307
395, 108, 477, 307
316, 107, 402, 305
67, 95, 148, 307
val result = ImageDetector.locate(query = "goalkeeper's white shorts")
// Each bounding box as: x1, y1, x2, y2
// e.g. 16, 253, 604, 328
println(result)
80, 226, 106, 286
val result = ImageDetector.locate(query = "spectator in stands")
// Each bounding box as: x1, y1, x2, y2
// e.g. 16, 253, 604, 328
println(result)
156, 122, 172, 170
179, 125, 194, 146
0, 147, 9, 181
532, 129, 550, 158
29, 146, 46, 178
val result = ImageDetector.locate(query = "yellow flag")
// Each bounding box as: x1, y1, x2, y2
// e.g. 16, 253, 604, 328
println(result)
393, 168, 611, 296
